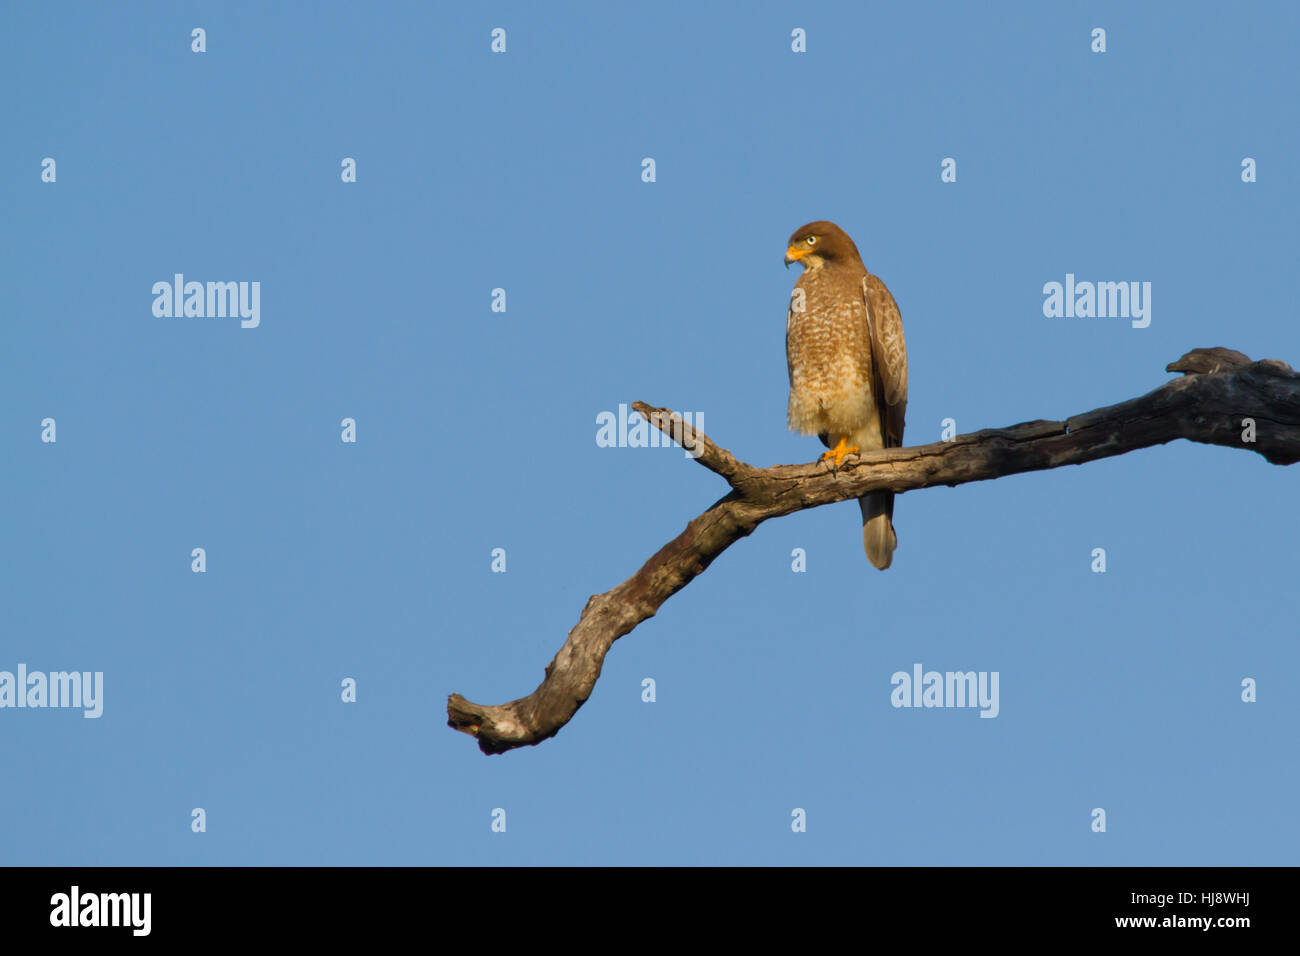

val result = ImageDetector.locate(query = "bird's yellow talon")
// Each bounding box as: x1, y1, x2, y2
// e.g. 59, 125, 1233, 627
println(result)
818, 436, 860, 471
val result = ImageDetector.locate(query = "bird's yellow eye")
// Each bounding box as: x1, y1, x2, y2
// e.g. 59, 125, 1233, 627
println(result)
805, 236, 817, 245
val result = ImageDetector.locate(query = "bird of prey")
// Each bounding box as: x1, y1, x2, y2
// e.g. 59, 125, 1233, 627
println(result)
784, 220, 909, 569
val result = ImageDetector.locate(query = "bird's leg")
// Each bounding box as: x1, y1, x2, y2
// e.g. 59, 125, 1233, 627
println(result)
818, 435, 860, 473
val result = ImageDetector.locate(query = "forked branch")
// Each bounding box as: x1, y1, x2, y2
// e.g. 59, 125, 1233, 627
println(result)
447, 349, 1300, 754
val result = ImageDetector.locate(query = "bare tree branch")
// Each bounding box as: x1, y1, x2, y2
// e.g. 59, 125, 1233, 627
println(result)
447, 349, 1300, 754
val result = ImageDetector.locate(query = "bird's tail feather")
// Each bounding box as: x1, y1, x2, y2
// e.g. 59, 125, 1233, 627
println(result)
859, 492, 897, 570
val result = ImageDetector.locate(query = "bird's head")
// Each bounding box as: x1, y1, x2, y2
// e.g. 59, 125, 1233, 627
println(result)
784, 220, 861, 270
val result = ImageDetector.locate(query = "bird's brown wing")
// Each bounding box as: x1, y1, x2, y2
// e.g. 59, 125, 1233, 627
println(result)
862, 273, 908, 447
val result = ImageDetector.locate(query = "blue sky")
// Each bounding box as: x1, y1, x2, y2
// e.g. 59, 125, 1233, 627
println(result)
2, 1, 1297, 865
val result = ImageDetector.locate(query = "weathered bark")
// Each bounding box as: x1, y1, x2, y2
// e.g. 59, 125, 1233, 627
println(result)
447, 349, 1300, 754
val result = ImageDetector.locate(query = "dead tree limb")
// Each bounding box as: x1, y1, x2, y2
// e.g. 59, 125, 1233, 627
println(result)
447, 349, 1300, 754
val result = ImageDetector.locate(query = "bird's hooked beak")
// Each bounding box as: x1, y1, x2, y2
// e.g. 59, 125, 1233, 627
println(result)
784, 245, 811, 269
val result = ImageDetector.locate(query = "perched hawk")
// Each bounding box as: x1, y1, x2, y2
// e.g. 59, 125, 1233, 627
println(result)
784, 220, 908, 569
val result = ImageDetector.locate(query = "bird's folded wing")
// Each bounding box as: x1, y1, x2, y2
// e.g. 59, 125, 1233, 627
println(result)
862, 273, 908, 445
